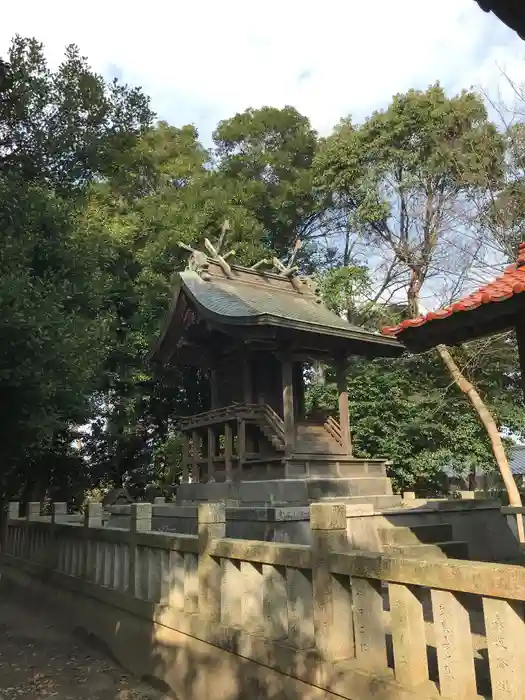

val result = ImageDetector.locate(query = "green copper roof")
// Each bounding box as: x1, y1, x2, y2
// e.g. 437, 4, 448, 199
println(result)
178, 268, 402, 353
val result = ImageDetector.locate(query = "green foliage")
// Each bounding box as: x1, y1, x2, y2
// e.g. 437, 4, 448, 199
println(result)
0, 36, 152, 502
318, 84, 503, 200
318, 266, 369, 316
213, 105, 321, 257
1, 37, 524, 505
1, 37, 153, 192
310, 83, 521, 494
307, 339, 525, 493
487, 123, 525, 260
315, 84, 505, 315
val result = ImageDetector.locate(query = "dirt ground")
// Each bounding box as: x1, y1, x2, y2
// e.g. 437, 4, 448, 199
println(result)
0, 583, 174, 700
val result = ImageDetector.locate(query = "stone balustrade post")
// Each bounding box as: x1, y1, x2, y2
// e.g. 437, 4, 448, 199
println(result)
502, 506, 525, 545
51, 502, 67, 524
198, 503, 226, 620
310, 503, 354, 661
154, 497, 166, 505
129, 503, 152, 598
27, 502, 40, 521
7, 502, 19, 520
2, 502, 19, 553
83, 502, 103, 579
23, 502, 40, 561
84, 502, 103, 528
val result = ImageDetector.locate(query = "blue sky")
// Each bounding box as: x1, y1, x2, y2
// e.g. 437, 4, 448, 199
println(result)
1, 0, 523, 145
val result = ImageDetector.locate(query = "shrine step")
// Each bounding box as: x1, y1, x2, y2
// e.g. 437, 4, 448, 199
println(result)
379, 523, 453, 547
319, 495, 403, 509
305, 477, 393, 500
177, 479, 397, 507
296, 424, 347, 454
295, 441, 347, 455
389, 540, 470, 560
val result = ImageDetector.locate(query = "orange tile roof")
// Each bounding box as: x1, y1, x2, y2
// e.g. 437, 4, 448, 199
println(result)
381, 243, 525, 338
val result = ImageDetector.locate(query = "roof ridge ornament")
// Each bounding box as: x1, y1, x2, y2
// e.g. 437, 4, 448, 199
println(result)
250, 238, 306, 293
178, 220, 236, 280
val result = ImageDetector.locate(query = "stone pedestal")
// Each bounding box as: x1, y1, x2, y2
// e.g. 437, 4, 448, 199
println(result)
176, 455, 401, 510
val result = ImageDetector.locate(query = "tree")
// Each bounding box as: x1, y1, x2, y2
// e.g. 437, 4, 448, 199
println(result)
316, 84, 523, 504
481, 69, 525, 259
309, 267, 525, 493
0, 36, 153, 506
80, 109, 323, 492
213, 106, 321, 259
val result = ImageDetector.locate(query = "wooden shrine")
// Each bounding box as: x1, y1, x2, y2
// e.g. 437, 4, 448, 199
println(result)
149, 233, 404, 506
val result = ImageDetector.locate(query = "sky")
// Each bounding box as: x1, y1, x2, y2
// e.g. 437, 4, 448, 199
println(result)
1, 0, 524, 145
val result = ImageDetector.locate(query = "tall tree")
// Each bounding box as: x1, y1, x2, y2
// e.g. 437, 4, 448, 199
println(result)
310, 266, 524, 493
316, 84, 523, 504
482, 69, 525, 259
81, 108, 323, 492
0, 36, 153, 505
213, 106, 321, 259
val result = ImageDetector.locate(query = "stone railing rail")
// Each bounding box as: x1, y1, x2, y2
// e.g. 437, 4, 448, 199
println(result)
2, 500, 525, 699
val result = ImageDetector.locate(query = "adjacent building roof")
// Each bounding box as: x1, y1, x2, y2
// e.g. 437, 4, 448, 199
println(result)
150, 255, 403, 364
381, 244, 525, 352
475, 0, 525, 40
509, 445, 525, 475
443, 445, 525, 478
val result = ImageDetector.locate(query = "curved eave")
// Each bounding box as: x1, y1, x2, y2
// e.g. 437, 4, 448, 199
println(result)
182, 283, 404, 356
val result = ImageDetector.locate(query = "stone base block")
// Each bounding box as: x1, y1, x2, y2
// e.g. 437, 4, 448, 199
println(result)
176, 476, 395, 507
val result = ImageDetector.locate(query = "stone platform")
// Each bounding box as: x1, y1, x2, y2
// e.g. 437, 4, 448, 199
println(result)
176, 476, 401, 509
176, 455, 400, 508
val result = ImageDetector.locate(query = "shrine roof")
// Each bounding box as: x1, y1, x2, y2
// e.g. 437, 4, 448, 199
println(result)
150, 256, 403, 363
381, 243, 525, 351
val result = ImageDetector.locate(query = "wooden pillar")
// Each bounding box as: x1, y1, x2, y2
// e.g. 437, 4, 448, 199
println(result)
224, 422, 233, 482
242, 352, 252, 404
336, 360, 352, 456
281, 354, 295, 455
207, 427, 216, 482
293, 361, 305, 420
181, 433, 190, 483
192, 430, 200, 483
237, 419, 246, 480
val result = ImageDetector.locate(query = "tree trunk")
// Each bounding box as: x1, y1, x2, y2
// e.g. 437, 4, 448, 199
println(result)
437, 344, 522, 507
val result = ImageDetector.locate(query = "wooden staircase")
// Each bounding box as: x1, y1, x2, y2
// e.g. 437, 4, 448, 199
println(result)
294, 420, 347, 455
248, 415, 348, 456
248, 405, 285, 451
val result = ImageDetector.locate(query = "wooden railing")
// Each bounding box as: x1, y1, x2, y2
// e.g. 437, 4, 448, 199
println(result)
3, 501, 525, 699
258, 403, 285, 443
180, 403, 283, 437
324, 415, 343, 446
180, 404, 285, 479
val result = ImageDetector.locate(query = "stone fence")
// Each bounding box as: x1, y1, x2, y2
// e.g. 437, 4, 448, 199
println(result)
2, 501, 525, 700
103, 496, 522, 562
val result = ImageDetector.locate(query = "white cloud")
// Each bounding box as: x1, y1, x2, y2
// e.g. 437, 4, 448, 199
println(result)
1, 0, 524, 142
